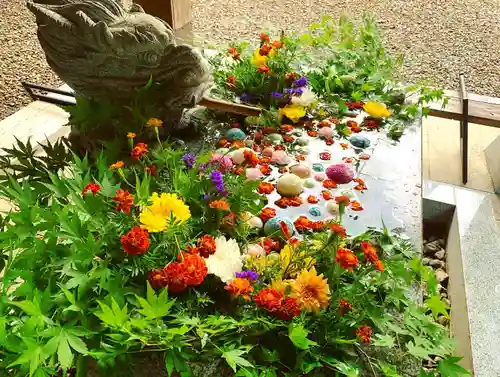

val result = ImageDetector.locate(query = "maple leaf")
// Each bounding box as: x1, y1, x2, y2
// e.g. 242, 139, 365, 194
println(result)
425, 295, 450, 320
437, 357, 471, 377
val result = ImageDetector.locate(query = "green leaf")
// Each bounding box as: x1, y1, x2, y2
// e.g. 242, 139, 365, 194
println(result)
57, 337, 73, 370
437, 357, 471, 377
95, 299, 128, 328
425, 296, 450, 320
136, 283, 174, 319
406, 341, 431, 360
222, 349, 253, 372
66, 333, 88, 354
378, 361, 402, 377
164, 350, 175, 377
373, 334, 395, 348
418, 369, 435, 377
288, 324, 317, 350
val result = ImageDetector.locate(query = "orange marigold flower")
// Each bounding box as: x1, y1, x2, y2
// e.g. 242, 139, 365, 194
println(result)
364, 119, 380, 130
280, 221, 292, 239
296, 154, 306, 162
307, 195, 319, 204
222, 212, 237, 229
343, 157, 353, 163
323, 179, 337, 189
162, 262, 188, 293
346, 120, 358, 129
321, 190, 333, 200
272, 40, 283, 48
209, 200, 230, 212
226, 75, 237, 88
260, 207, 277, 223
82, 182, 101, 197
340, 143, 349, 150
335, 196, 350, 206
255, 288, 282, 312
260, 165, 272, 176
285, 72, 298, 82
328, 117, 340, 125
339, 298, 352, 316
146, 118, 163, 128
258, 182, 275, 194
259, 238, 280, 254
131, 142, 148, 160
197, 235, 217, 258
278, 167, 288, 174
259, 33, 270, 42
375, 260, 385, 272
286, 196, 303, 207
351, 125, 361, 133
121, 226, 150, 255
351, 201, 363, 211
233, 167, 245, 175
148, 269, 169, 289
232, 140, 245, 149
319, 120, 331, 128
258, 64, 270, 74
113, 189, 134, 213
183, 253, 208, 287
274, 144, 286, 151
244, 150, 259, 167
356, 325, 372, 344
110, 161, 125, 170
217, 137, 230, 148
330, 223, 347, 238
359, 153, 370, 160
280, 124, 294, 134
335, 248, 359, 271
146, 164, 157, 176
307, 130, 318, 137
227, 47, 237, 54
361, 241, 378, 264
310, 221, 325, 232
283, 135, 295, 143
259, 156, 271, 165
275, 297, 301, 320
127, 132, 136, 139
294, 216, 313, 232
275, 197, 288, 209
325, 138, 334, 146
225, 278, 254, 300
259, 44, 273, 56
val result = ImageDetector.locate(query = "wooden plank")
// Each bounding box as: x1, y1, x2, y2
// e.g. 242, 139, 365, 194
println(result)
135, 0, 192, 30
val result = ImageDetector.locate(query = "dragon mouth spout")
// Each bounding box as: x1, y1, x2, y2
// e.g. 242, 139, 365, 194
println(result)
27, 0, 211, 109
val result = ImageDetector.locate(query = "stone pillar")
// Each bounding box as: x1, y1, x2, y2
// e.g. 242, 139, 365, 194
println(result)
134, 0, 192, 30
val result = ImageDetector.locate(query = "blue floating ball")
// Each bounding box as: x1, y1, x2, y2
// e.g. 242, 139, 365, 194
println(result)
309, 206, 322, 217
264, 217, 295, 236
226, 128, 246, 141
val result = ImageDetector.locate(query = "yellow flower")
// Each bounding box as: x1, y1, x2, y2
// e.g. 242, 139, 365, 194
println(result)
363, 101, 391, 119
279, 104, 306, 123
251, 48, 268, 65
139, 193, 191, 232
146, 118, 164, 128
291, 267, 330, 312
270, 279, 289, 296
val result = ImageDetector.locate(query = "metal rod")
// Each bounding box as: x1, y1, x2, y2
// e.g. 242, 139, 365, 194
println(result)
21, 82, 75, 97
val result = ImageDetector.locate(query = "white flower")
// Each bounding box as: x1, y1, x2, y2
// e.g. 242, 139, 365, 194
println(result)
206, 236, 243, 282
291, 88, 316, 107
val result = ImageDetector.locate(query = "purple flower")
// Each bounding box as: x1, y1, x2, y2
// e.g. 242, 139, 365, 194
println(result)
285, 88, 303, 96
182, 153, 196, 169
239, 93, 251, 102
271, 91, 283, 99
293, 76, 308, 88
209, 153, 233, 173
202, 193, 210, 200
209, 170, 226, 194
235, 270, 259, 281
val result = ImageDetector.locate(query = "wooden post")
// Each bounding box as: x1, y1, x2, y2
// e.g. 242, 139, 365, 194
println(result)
134, 0, 192, 30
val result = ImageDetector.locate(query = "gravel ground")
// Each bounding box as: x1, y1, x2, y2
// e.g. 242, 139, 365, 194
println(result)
1, 0, 500, 120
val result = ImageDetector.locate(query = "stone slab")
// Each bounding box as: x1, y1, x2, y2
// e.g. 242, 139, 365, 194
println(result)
484, 134, 500, 194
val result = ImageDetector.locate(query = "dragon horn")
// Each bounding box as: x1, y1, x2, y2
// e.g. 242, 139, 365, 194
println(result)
26, 1, 74, 29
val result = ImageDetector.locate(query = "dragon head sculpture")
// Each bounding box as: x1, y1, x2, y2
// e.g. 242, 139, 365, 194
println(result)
27, 0, 211, 109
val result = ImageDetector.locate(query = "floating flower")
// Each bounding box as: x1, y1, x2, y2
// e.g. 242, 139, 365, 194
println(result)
197, 234, 217, 258
343, 157, 353, 163
339, 298, 352, 316
260, 207, 277, 223
259, 156, 271, 165
260, 165, 272, 176
205, 236, 243, 282
243, 150, 259, 167
358, 153, 371, 161
127, 132, 136, 139
296, 154, 306, 161
330, 223, 347, 238
110, 161, 125, 170
351, 201, 363, 211
146, 118, 163, 128
82, 182, 101, 197
307, 195, 319, 204
345, 101, 364, 111
323, 179, 337, 189
283, 135, 295, 143
120, 227, 150, 255
280, 104, 306, 123
183, 253, 208, 287
307, 130, 318, 137
325, 138, 334, 146
225, 278, 253, 300
340, 143, 349, 150
335, 248, 358, 271
255, 288, 282, 312
321, 190, 333, 200
258, 64, 270, 74
209, 200, 230, 212
258, 182, 274, 195
113, 189, 134, 213
294, 216, 313, 232
364, 119, 380, 130
131, 142, 149, 160
335, 196, 350, 206
140, 193, 191, 232
356, 325, 372, 344
291, 267, 330, 312
363, 101, 391, 119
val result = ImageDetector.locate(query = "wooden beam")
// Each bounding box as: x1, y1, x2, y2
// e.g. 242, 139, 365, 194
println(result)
134, 0, 192, 30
